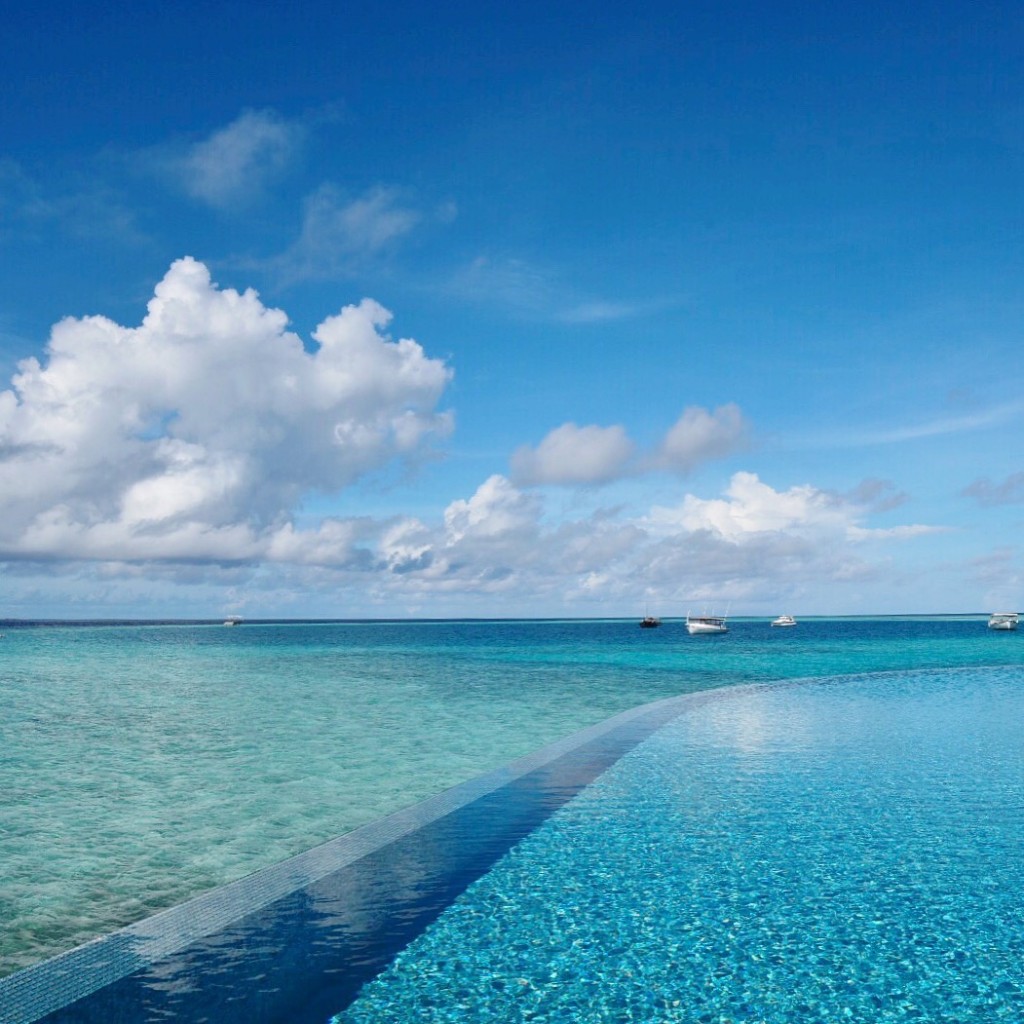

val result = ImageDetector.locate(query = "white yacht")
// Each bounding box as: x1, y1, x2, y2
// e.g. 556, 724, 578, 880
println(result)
987, 612, 1018, 631
686, 613, 728, 635
223, 615, 243, 627
771, 615, 797, 627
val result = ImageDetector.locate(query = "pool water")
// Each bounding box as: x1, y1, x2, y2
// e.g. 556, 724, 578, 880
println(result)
335, 667, 1024, 1023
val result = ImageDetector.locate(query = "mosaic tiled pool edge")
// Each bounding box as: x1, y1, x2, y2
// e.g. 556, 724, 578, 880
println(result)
1, 686, 767, 1024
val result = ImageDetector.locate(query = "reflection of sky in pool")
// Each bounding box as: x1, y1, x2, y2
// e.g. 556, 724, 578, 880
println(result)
337, 668, 1024, 1023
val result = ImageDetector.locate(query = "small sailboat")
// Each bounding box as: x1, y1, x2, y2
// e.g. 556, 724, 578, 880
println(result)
639, 615, 661, 628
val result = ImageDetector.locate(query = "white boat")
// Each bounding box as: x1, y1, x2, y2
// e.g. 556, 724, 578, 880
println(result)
771, 615, 797, 627
686, 613, 728, 635
987, 612, 1018, 631
223, 615, 243, 627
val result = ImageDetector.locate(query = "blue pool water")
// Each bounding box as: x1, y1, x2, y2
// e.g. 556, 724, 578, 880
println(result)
2, 616, 1023, 1010
335, 666, 1024, 1023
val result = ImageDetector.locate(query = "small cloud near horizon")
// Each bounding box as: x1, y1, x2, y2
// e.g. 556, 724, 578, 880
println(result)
510, 403, 749, 488
962, 471, 1024, 506
839, 478, 909, 513
511, 423, 635, 486
654, 403, 748, 474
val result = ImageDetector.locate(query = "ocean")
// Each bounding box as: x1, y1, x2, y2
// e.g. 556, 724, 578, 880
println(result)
2, 616, 1021, 980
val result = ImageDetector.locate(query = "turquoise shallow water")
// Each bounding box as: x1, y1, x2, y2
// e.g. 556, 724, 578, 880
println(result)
335, 666, 1024, 1023
2, 616, 1022, 979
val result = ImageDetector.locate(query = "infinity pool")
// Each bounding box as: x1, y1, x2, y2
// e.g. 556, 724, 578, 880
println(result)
337, 667, 1024, 1023
4, 666, 1023, 1023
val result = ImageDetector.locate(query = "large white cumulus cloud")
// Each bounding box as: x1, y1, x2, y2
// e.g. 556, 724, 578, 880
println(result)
0, 258, 452, 561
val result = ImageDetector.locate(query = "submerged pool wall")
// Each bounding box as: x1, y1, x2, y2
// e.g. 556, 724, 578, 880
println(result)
0, 690, 745, 1024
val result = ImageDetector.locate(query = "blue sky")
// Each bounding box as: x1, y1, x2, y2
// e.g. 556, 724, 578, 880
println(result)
2, 0, 1023, 617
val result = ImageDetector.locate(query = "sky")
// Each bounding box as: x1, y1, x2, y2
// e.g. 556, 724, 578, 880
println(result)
1, 0, 1023, 618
